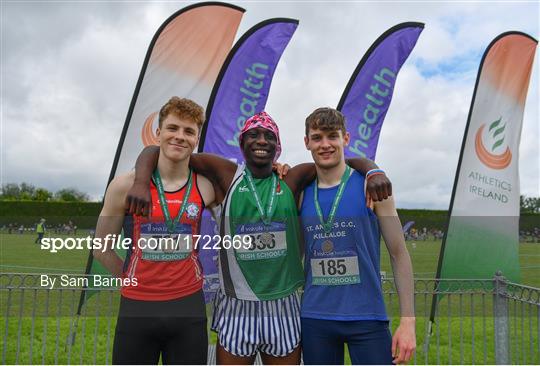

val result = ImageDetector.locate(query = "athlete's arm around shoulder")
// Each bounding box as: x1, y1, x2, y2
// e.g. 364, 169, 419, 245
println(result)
347, 157, 392, 201
93, 172, 134, 278
283, 157, 393, 206
196, 174, 217, 209
125, 145, 159, 216
189, 153, 237, 204
125, 147, 237, 215
282, 163, 317, 205
373, 196, 416, 364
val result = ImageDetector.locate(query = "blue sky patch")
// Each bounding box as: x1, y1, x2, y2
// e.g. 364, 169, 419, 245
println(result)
415, 49, 483, 80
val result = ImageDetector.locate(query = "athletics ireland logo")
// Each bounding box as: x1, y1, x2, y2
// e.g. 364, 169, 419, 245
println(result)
474, 117, 512, 170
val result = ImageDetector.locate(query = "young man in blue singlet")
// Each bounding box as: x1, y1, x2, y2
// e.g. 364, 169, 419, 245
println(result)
299, 107, 416, 365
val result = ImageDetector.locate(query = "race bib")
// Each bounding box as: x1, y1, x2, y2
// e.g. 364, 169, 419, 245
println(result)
139, 222, 193, 261
235, 222, 287, 261
311, 256, 360, 286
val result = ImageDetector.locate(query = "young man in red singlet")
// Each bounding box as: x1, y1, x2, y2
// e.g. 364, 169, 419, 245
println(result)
93, 97, 217, 364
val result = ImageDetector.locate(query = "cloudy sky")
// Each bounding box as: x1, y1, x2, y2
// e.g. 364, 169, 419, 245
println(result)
1, 1, 538, 208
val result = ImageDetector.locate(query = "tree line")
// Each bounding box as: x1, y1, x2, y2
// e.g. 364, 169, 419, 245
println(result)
0, 183, 91, 202
520, 195, 540, 214
1, 182, 538, 211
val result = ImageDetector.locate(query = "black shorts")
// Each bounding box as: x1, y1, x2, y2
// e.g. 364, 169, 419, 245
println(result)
113, 290, 207, 365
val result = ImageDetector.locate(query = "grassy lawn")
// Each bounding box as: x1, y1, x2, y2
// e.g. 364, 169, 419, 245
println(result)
3, 314, 537, 364
0, 233, 90, 274
2, 233, 538, 284
1, 233, 539, 364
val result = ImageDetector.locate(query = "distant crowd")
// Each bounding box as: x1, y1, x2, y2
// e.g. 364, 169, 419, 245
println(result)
1, 220, 79, 235
403, 226, 540, 243
1, 221, 539, 243
520, 228, 540, 243
404, 227, 445, 241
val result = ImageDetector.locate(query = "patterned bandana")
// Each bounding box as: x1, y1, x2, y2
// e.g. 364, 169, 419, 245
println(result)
239, 111, 282, 161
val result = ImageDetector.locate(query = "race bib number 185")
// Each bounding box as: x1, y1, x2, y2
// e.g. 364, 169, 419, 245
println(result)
311, 256, 360, 286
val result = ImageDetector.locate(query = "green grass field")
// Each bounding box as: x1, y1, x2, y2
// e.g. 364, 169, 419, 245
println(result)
1, 233, 539, 364
2, 233, 539, 285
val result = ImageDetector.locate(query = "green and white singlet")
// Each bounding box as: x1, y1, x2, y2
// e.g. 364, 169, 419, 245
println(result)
218, 164, 304, 301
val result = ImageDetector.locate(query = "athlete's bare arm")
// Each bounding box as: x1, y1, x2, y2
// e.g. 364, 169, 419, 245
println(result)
346, 158, 392, 201
284, 158, 392, 206
126, 145, 159, 216
374, 196, 416, 364
282, 163, 317, 205
197, 174, 217, 209
188, 153, 237, 202
93, 172, 134, 277
125, 146, 237, 215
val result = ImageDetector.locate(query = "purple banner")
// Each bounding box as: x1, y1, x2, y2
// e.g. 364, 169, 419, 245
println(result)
197, 18, 298, 302
402, 221, 415, 234
338, 22, 424, 160
199, 18, 298, 162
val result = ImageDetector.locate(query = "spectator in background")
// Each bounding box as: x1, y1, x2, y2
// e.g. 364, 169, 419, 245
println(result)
35, 218, 46, 244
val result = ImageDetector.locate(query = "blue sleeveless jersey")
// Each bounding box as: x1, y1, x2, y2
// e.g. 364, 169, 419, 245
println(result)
300, 170, 387, 321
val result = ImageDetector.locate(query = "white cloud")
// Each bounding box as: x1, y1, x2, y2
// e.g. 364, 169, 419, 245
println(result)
1, 1, 538, 207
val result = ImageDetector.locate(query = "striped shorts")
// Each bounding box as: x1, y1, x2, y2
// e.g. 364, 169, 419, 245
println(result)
211, 289, 301, 357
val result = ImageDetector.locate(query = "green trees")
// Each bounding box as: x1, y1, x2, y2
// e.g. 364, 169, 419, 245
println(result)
54, 188, 90, 202
520, 195, 540, 214
0, 183, 90, 202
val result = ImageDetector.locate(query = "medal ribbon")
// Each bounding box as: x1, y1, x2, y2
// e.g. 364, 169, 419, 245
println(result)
243, 168, 278, 226
314, 165, 352, 234
152, 168, 193, 234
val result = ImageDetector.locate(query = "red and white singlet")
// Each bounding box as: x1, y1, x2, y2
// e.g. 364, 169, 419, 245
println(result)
121, 172, 204, 301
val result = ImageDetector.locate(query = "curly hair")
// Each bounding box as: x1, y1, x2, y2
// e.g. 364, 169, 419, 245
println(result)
158, 97, 205, 131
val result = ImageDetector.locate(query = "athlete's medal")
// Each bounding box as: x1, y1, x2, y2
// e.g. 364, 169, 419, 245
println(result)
260, 232, 274, 246
322, 239, 334, 253
314, 165, 351, 235
152, 168, 193, 234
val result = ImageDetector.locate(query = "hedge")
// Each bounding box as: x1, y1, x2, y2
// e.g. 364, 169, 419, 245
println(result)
0, 201, 537, 231
0, 201, 102, 228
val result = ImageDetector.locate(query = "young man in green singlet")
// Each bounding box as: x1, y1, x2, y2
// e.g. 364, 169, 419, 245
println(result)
125, 111, 392, 364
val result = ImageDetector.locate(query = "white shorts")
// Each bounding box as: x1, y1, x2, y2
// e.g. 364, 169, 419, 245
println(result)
211, 289, 301, 357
